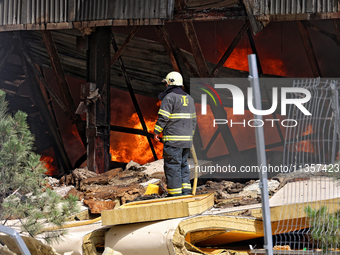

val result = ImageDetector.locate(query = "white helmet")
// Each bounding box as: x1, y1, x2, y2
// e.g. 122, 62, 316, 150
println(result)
162, 71, 183, 86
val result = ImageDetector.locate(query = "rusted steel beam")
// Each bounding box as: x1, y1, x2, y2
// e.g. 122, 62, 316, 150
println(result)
19, 47, 72, 174
111, 125, 152, 137
41, 30, 87, 147
297, 21, 322, 77
210, 20, 250, 78
154, 26, 180, 72
110, 26, 139, 67
243, 0, 263, 35
111, 32, 158, 162
18, 33, 71, 118
38, 65, 61, 135
87, 27, 111, 174
182, 20, 209, 77
159, 26, 200, 77
302, 20, 340, 47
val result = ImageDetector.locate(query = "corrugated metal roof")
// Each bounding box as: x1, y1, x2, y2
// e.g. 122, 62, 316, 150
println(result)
0, 0, 174, 29
252, 0, 340, 15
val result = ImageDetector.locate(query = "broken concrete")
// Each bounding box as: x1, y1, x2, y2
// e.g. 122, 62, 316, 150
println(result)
239, 179, 280, 196
125, 160, 142, 171
53, 185, 74, 197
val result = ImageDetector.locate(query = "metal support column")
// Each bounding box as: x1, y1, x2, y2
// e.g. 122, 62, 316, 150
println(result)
87, 27, 111, 174
248, 54, 273, 255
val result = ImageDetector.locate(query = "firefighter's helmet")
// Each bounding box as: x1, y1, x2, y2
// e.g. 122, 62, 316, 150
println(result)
162, 71, 183, 86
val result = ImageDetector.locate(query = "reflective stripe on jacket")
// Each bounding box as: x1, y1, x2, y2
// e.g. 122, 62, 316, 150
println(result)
154, 92, 196, 148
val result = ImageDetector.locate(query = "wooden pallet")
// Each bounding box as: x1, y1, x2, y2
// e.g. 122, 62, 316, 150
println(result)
101, 193, 214, 226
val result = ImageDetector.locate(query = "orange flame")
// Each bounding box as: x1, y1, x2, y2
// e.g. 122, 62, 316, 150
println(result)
40, 155, 58, 176
110, 112, 163, 165
218, 46, 287, 76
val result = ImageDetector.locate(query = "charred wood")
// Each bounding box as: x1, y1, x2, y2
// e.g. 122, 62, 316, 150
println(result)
297, 21, 322, 77
110, 26, 139, 67
182, 20, 209, 77
154, 26, 180, 73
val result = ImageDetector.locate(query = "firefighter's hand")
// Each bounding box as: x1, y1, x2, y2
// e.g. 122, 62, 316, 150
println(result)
154, 133, 160, 142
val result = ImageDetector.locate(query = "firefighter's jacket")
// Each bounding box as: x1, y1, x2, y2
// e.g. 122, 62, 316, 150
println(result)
154, 90, 196, 148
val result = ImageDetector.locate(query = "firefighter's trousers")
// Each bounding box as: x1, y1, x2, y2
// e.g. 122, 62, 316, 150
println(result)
163, 145, 192, 196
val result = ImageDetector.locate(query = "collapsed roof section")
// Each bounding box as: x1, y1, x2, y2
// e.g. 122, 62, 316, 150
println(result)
16, 29, 251, 99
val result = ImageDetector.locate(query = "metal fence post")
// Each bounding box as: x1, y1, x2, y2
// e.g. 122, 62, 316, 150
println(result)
248, 54, 274, 255
0, 225, 31, 255
331, 81, 339, 164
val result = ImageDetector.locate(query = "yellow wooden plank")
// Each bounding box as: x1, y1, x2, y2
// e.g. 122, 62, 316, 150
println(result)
101, 193, 214, 226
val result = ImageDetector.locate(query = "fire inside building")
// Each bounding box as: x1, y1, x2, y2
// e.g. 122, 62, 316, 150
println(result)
0, 0, 340, 254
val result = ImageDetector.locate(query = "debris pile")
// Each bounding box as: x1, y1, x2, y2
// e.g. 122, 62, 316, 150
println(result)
42, 160, 309, 215
195, 179, 280, 208
56, 166, 149, 213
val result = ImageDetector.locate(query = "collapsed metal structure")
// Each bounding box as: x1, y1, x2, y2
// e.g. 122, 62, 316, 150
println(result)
0, 0, 339, 175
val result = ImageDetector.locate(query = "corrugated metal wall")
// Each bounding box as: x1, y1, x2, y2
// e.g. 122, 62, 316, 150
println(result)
0, 0, 174, 26
252, 0, 340, 15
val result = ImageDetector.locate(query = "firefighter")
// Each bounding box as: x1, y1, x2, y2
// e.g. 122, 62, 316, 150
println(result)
154, 71, 196, 196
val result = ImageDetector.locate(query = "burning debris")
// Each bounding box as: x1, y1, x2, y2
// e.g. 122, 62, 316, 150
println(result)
110, 112, 163, 165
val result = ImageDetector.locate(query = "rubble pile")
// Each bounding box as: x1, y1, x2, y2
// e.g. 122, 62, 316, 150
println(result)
57, 166, 150, 213
44, 160, 315, 215
44, 160, 325, 215
195, 179, 280, 208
